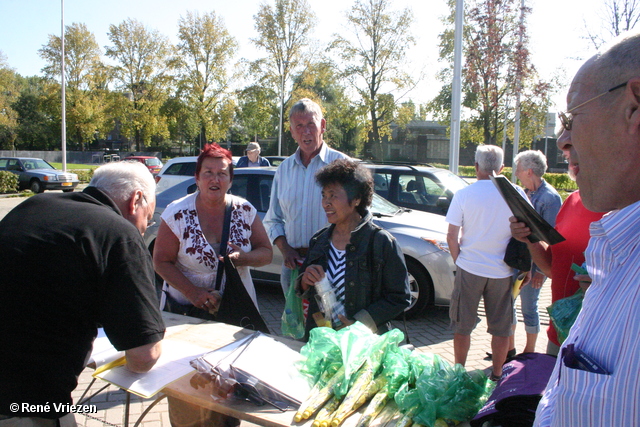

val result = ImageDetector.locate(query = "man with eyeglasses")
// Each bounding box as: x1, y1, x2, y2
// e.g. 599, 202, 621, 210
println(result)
0, 161, 165, 426
531, 32, 640, 426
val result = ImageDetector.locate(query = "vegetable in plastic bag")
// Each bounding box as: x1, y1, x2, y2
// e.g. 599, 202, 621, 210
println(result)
547, 288, 584, 344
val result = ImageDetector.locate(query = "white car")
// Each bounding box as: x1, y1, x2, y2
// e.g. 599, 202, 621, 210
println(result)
145, 167, 456, 318
155, 156, 241, 193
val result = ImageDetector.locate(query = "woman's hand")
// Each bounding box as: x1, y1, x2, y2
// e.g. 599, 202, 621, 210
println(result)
186, 286, 221, 311
300, 265, 325, 291
530, 271, 546, 289
223, 242, 246, 265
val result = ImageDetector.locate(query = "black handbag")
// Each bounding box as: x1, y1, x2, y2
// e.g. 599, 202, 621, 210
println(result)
503, 237, 532, 272
216, 254, 270, 334
214, 199, 270, 334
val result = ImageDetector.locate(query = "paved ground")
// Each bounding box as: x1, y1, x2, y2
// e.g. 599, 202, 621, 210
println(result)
0, 195, 551, 427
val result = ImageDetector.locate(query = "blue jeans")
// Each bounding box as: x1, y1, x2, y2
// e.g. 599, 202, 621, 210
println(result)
518, 283, 541, 334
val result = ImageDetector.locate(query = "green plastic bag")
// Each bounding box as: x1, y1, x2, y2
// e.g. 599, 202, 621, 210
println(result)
281, 267, 306, 339
547, 288, 584, 344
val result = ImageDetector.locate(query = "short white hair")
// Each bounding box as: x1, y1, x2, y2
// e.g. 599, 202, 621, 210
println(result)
514, 150, 548, 177
89, 161, 156, 204
475, 145, 504, 174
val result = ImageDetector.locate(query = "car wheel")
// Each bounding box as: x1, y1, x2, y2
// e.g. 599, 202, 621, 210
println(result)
29, 179, 44, 194
62, 189, 74, 193
404, 258, 433, 319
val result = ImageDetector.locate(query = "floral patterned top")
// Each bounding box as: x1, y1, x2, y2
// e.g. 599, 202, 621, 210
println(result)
160, 192, 258, 307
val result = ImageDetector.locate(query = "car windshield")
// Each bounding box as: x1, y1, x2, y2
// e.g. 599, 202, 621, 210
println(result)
371, 193, 402, 216
30, 159, 55, 170
432, 169, 468, 192
145, 158, 162, 166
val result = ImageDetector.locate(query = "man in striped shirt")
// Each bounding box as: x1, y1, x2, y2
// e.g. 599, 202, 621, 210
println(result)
264, 98, 349, 294
534, 31, 640, 426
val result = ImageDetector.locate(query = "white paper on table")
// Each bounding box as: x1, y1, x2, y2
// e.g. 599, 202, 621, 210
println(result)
93, 339, 209, 398
199, 332, 311, 405
88, 328, 125, 367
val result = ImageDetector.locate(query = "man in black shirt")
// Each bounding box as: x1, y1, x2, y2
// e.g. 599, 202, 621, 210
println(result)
0, 161, 165, 426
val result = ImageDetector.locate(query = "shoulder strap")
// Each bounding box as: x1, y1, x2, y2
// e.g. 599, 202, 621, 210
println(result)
215, 199, 233, 291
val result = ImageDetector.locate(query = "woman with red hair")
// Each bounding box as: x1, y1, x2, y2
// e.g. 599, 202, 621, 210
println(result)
154, 143, 272, 318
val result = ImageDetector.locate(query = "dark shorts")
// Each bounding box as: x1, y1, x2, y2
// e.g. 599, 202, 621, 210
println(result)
449, 267, 514, 336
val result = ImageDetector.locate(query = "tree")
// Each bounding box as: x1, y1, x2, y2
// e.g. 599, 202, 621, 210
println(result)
252, 0, 317, 154
38, 23, 109, 149
236, 84, 279, 143
429, 0, 552, 148
330, 0, 416, 158
585, 0, 640, 49
12, 77, 59, 150
0, 53, 21, 149
105, 18, 173, 151
175, 10, 238, 144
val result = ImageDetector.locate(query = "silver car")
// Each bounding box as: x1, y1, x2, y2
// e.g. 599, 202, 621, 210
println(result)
145, 167, 456, 318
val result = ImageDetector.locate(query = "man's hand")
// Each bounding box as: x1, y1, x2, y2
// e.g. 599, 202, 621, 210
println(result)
275, 236, 304, 269
509, 216, 531, 242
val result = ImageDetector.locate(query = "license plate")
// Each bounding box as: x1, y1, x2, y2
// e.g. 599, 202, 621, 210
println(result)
62, 182, 72, 187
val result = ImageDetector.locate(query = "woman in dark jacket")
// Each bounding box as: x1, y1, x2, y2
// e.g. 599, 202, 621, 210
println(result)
297, 159, 411, 339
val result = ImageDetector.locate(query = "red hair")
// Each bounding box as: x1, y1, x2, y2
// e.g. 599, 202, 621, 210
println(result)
195, 143, 234, 180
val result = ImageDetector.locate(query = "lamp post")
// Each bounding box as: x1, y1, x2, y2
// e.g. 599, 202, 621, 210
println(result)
449, 0, 464, 175
61, 0, 67, 172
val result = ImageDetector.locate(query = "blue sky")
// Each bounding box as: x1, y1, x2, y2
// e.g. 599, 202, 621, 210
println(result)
0, 0, 606, 109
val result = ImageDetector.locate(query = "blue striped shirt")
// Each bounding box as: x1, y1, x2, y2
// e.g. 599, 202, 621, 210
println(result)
534, 199, 640, 426
263, 143, 349, 248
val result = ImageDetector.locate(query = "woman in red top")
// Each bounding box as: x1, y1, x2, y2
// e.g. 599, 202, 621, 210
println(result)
511, 190, 604, 355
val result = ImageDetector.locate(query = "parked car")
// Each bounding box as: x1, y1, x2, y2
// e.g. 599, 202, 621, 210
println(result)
362, 163, 469, 215
145, 167, 456, 318
0, 157, 79, 193
263, 156, 287, 167
124, 156, 163, 175
154, 156, 198, 194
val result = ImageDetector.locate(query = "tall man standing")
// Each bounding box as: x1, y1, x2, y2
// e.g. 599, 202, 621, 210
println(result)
534, 32, 640, 426
446, 145, 524, 381
264, 98, 349, 294
0, 161, 165, 426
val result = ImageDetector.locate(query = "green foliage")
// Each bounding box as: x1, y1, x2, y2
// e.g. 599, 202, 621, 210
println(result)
71, 169, 94, 183
331, 0, 415, 152
430, 0, 555, 148
105, 18, 173, 151
544, 173, 578, 191
0, 171, 18, 193
175, 10, 238, 143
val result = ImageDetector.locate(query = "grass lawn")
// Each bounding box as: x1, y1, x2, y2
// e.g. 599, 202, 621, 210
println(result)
50, 162, 97, 170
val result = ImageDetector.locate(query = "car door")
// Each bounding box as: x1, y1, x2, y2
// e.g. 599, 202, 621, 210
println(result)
228, 172, 282, 282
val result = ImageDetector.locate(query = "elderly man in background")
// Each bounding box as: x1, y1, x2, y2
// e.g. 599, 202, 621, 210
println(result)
264, 98, 349, 294
532, 32, 640, 426
235, 141, 270, 168
446, 144, 525, 382
512, 150, 562, 354
0, 161, 165, 426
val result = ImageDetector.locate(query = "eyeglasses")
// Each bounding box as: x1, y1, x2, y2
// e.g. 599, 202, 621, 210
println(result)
558, 81, 628, 131
141, 194, 156, 228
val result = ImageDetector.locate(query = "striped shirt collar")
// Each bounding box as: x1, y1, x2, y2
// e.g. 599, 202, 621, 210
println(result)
292, 141, 330, 167
590, 199, 640, 268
